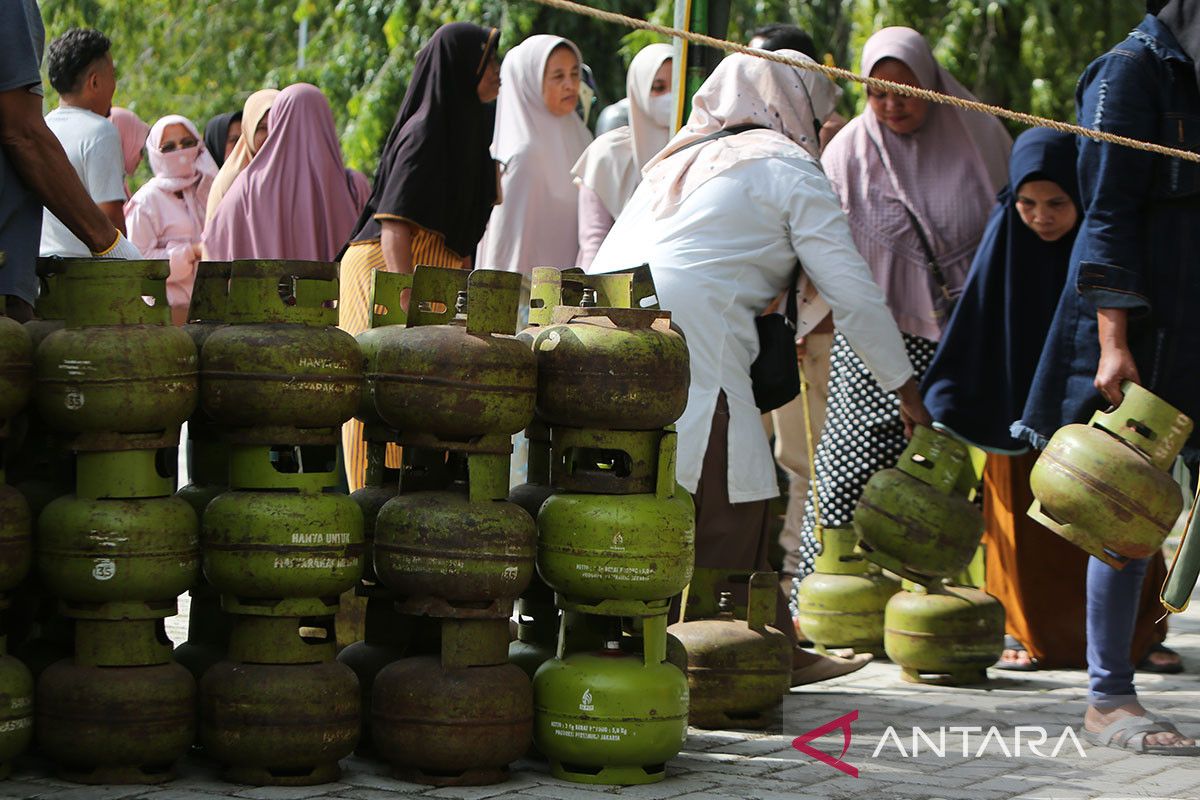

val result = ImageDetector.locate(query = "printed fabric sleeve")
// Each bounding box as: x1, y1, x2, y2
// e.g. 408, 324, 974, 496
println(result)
783, 158, 913, 392
1072, 49, 1160, 312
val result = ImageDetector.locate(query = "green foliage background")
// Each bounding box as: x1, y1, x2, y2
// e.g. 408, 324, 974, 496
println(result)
38, 0, 1146, 185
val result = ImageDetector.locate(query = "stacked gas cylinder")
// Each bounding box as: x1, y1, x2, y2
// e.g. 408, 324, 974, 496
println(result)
519, 267, 696, 786
851, 426, 1004, 685
0, 255, 35, 781
192, 260, 363, 785
361, 266, 537, 786
32, 259, 199, 782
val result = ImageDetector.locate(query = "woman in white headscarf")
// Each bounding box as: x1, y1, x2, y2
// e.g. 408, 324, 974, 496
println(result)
591, 51, 929, 684
572, 42, 673, 267
476, 34, 593, 273
124, 114, 217, 325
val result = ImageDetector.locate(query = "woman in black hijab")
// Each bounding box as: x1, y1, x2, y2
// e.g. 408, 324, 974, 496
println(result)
203, 110, 242, 168
338, 22, 501, 492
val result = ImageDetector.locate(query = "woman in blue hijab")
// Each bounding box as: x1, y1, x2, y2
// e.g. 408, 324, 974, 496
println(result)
921, 128, 1172, 673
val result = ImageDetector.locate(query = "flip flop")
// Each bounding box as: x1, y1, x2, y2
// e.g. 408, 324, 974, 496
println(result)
1137, 643, 1185, 675
1083, 715, 1200, 756
994, 634, 1038, 671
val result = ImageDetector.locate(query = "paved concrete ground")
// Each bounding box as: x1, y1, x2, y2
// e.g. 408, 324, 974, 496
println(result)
5, 582, 1199, 800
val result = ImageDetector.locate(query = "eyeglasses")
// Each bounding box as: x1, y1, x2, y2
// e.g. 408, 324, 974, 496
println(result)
865, 87, 916, 104
160, 137, 199, 153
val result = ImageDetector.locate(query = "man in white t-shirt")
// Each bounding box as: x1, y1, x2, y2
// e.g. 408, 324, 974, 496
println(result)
39, 27, 127, 258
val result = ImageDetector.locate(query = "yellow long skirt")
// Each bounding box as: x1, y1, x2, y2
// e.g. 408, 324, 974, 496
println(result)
338, 232, 464, 491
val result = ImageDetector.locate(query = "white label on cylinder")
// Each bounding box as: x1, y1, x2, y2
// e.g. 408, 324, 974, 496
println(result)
91, 558, 116, 581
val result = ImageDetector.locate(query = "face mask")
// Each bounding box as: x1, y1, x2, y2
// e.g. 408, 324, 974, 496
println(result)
153, 147, 197, 180
647, 92, 674, 128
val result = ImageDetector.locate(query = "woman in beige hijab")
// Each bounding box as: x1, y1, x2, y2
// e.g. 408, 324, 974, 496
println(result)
572, 42, 673, 267
204, 89, 279, 222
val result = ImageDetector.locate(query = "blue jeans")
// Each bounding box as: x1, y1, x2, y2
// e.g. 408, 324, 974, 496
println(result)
1086, 555, 1149, 709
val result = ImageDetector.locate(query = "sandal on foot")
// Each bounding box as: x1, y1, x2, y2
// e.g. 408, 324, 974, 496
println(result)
1137, 643, 1184, 675
994, 635, 1038, 671
1083, 716, 1200, 755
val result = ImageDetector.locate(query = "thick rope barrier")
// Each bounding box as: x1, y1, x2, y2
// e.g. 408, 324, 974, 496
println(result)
526, 0, 1200, 163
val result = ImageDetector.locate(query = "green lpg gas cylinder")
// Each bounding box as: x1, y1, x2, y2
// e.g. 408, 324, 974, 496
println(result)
203, 444, 363, 617
533, 613, 688, 786
36, 636, 195, 784
35, 259, 197, 436
0, 635, 33, 780
854, 425, 983, 585
371, 267, 535, 441
537, 431, 694, 616
375, 484, 535, 618
349, 441, 400, 584
199, 638, 359, 786
795, 527, 901, 656
1030, 382, 1192, 568
199, 260, 361, 434
532, 305, 688, 430
37, 450, 200, 619
0, 479, 33, 595
668, 573, 791, 730
373, 618, 532, 786
0, 305, 33, 422
884, 583, 1005, 686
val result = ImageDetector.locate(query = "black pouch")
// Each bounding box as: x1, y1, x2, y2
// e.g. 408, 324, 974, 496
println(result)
750, 264, 801, 412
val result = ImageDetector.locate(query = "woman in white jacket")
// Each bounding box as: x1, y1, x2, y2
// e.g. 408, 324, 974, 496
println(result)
591, 51, 930, 684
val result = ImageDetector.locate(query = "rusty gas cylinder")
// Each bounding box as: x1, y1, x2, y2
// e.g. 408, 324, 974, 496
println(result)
668, 573, 791, 730
370, 267, 534, 441
373, 618, 532, 786
532, 306, 688, 430
200, 615, 360, 785
199, 260, 361, 434
203, 443, 363, 617
374, 486, 534, 618
35, 259, 196, 437
37, 449, 199, 620
37, 618, 195, 784
0, 634, 33, 780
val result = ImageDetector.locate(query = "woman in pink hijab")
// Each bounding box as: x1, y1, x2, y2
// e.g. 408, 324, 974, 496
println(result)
790, 27, 1012, 598
202, 83, 368, 262
108, 106, 151, 199
124, 114, 218, 325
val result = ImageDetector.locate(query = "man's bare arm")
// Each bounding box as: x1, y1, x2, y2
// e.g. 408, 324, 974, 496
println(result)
0, 87, 117, 253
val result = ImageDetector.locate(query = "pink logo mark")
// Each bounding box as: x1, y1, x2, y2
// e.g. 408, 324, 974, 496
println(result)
791, 710, 859, 778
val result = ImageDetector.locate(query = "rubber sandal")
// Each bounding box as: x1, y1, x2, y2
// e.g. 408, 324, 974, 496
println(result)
1137, 643, 1184, 675
1082, 715, 1200, 755
994, 634, 1038, 671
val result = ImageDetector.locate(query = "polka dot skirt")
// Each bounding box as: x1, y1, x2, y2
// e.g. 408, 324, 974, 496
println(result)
789, 332, 937, 613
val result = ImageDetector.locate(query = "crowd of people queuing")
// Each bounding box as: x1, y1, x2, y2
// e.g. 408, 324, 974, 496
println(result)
2, 0, 1198, 756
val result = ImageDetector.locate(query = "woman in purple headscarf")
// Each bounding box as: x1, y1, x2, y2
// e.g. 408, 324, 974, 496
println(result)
790, 27, 1011, 606
202, 83, 368, 261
